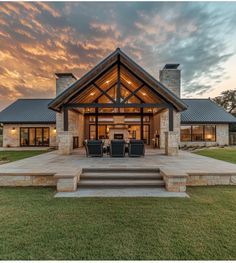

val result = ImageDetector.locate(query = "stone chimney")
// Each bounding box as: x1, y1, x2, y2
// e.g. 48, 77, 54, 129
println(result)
159, 64, 181, 97
55, 73, 77, 96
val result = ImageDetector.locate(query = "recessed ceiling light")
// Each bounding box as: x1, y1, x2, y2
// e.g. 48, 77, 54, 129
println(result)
90, 92, 95, 96
127, 81, 131, 84
106, 80, 110, 84
142, 93, 146, 96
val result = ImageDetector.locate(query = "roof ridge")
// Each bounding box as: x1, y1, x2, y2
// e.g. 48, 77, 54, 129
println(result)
182, 98, 211, 100
17, 98, 53, 100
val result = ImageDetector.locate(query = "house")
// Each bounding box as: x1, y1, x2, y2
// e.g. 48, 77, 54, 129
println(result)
0, 48, 235, 153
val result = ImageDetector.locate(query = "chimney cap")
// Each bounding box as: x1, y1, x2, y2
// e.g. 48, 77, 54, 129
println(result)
163, 64, 180, 70
55, 73, 77, 79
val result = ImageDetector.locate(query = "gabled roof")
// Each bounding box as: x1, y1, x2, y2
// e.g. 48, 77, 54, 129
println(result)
48, 48, 187, 112
181, 99, 236, 124
0, 99, 56, 124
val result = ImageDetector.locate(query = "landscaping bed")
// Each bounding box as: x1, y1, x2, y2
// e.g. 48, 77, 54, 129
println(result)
0, 186, 236, 260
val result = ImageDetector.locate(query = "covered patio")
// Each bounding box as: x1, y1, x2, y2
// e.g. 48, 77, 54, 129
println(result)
48, 48, 187, 156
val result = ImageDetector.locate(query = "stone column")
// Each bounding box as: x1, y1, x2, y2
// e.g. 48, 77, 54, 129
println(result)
165, 131, 179, 155
58, 131, 73, 155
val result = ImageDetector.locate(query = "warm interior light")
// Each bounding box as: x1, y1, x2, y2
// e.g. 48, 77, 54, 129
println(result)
127, 81, 131, 84
90, 92, 95, 96
206, 134, 212, 139
106, 80, 110, 84
142, 92, 146, 96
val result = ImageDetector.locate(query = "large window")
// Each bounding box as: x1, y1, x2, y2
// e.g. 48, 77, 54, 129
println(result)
180, 125, 216, 142
205, 125, 216, 141
20, 127, 50, 146
192, 125, 204, 141
180, 126, 191, 141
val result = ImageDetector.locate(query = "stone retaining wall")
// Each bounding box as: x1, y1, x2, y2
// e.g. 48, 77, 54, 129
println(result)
0, 174, 56, 186
187, 173, 236, 186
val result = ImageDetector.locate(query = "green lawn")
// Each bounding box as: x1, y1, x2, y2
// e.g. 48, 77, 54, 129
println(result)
0, 150, 50, 162
194, 148, 236, 164
0, 187, 236, 260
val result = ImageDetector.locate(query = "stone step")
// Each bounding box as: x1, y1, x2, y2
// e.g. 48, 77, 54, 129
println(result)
78, 179, 165, 188
82, 167, 160, 174
80, 173, 162, 180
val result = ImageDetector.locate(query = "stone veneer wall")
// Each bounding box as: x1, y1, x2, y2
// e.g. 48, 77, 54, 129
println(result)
2, 124, 57, 147
159, 110, 180, 149
57, 110, 84, 151
159, 68, 181, 97
187, 173, 236, 186
0, 174, 56, 186
180, 124, 229, 147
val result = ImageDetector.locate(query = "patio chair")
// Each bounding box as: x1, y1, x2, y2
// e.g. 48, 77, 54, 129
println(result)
110, 140, 126, 157
85, 140, 103, 157
128, 139, 145, 157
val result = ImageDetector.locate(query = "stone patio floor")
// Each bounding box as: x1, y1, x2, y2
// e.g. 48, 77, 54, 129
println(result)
0, 147, 236, 175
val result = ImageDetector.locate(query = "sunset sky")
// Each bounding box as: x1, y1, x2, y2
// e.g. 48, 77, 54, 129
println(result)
0, 1, 236, 111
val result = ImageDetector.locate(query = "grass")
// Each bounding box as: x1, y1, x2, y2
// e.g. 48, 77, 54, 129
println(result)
194, 147, 236, 164
0, 187, 236, 260
0, 150, 50, 163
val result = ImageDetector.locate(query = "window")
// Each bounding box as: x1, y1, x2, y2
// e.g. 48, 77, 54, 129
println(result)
181, 126, 191, 141
192, 125, 204, 141
20, 127, 50, 146
143, 125, 150, 144
180, 125, 216, 142
205, 125, 216, 141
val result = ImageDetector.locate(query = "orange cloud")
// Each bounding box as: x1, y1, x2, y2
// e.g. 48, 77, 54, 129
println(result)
37, 2, 61, 17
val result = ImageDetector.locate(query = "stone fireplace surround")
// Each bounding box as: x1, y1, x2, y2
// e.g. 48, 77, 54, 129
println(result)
109, 127, 129, 140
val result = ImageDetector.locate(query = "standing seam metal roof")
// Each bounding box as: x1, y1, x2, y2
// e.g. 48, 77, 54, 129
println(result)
181, 99, 236, 123
0, 99, 56, 123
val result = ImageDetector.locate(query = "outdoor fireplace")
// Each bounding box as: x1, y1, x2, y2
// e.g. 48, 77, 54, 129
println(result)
114, 133, 124, 140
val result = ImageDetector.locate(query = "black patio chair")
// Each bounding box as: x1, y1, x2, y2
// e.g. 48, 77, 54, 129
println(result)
85, 140, 103, 157
128, 139, 145, 157
110, 140, 126, 157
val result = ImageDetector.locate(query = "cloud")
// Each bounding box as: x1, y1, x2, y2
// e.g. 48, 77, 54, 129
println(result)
0, 2, 236, 110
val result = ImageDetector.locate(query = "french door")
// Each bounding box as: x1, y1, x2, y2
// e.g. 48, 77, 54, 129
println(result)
20, 127, 49, 146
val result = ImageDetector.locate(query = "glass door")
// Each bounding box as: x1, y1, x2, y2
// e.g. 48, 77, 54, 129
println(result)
29, 128, 36, 146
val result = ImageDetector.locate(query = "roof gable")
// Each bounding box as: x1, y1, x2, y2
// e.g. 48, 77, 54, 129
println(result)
49, 48, 187, 112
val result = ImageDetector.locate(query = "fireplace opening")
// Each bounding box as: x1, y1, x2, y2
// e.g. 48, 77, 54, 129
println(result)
114, 133, 124, 140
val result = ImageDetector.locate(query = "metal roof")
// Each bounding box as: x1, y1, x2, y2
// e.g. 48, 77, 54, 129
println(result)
1, 98, 235, 125
181, 99, 236, 124
0, 99, 56, 124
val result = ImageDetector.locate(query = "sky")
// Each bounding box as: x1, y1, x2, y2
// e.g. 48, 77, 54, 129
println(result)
0, 1, 236, 111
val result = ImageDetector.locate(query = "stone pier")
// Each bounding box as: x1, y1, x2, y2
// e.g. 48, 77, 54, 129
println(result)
165, 131, 179, 156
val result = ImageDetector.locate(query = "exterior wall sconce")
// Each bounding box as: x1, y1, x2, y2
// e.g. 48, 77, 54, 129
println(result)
11, 127, 16, 134
53, 127, 56, 133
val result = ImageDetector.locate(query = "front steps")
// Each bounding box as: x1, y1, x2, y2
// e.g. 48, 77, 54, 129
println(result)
78, 168, 165, 189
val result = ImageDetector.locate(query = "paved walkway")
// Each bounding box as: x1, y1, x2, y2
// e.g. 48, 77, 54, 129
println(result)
55, 187, 189, 198
0, 148, 236, 175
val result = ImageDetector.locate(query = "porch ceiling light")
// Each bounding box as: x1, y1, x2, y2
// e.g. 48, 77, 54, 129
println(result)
142, 92, 147, 96
127, 81, 131, 84
106, 80, 110, 84
90, 92, 95, 96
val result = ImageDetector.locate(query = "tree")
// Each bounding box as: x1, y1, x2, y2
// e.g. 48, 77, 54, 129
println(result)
213, 90, 236, 114
213, 89, 236, 132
